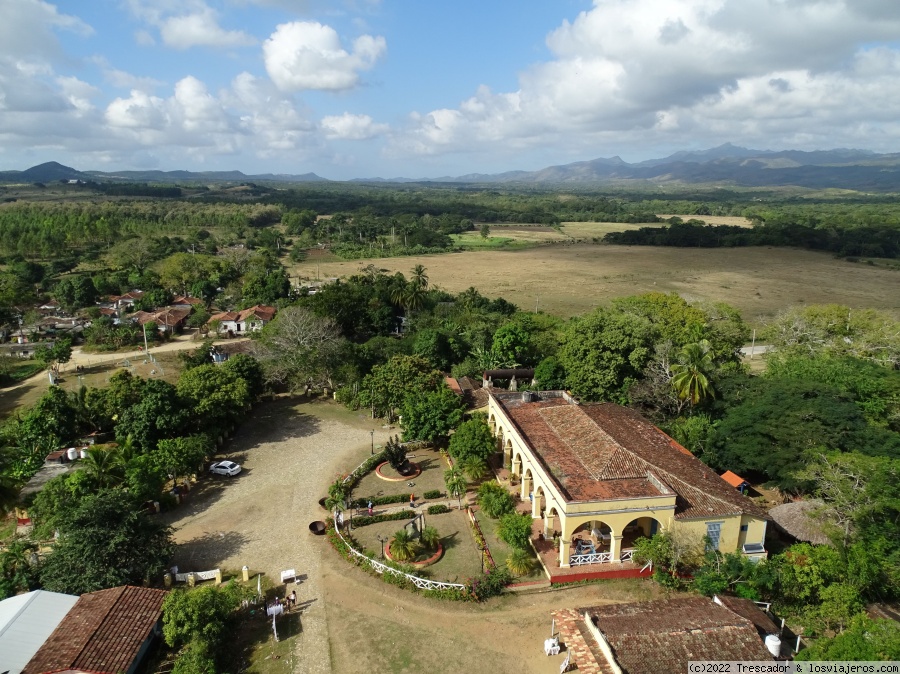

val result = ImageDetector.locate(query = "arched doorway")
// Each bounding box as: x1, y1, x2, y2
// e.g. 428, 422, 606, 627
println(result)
619, 516, 665, 562
569, 520, 617, 566
521, 467, 534, 504
533, 485, 546, 519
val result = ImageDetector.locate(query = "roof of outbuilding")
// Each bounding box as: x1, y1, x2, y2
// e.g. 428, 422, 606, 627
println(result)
0, 590, 79, 674
494, 392, 768, 519
580, 597, 773, 673
720, 470, 749, 488
24, 586, 167, 674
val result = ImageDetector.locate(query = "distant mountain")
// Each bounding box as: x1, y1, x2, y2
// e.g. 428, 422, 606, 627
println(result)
0, 161, 91, 183
3, 145, 900, 190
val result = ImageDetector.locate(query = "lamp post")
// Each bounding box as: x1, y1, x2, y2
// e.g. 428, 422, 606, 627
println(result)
480, 545, 486, 574
370, 429, 375, 455
376, 534, 388, 559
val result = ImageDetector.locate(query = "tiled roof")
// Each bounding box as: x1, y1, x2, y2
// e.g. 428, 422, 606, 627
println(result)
714, 596, 779, 636
495, 393, 768, 518
721, 470, 749, 488
209, 311, 240, 323
24, 586, 167, 674
581, 597, 773, 673
237, 305, 277, 322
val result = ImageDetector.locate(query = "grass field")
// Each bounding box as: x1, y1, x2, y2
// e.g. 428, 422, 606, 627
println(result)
560, 221, 652, 238
658, 214, 755, 227
291, 243, 900, 324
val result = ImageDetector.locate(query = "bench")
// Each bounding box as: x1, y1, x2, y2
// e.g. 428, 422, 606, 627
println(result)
280, 568, 297, 584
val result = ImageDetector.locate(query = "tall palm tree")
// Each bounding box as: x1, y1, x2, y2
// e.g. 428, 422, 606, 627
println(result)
444, 467, 468, 510
390, 529, 418, 562
670, 339, 715, 407
81, 446, 125, 488
411, 265, 429, 290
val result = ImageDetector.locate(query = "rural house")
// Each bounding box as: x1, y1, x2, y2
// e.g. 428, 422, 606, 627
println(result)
488, 391, 769, 579
130, 306, 192, 334
207, 304, 277, 334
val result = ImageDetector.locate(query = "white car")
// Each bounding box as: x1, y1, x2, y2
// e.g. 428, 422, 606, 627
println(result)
209, 460, 241, 476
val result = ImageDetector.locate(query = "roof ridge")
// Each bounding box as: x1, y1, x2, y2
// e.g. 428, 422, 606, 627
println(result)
0, 590, 41, 639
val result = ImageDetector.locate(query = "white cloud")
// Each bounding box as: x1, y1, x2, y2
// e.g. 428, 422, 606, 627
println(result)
124, 0, 255, 50
263, 21, 386, 92
395, 0, 900, 160
321, 112, 388, 140
0, 0, 92, 62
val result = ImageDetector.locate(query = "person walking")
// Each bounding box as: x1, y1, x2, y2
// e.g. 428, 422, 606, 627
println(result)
290, 590, 297, 609
367, 500, 373, 516
409, 493, 415, 509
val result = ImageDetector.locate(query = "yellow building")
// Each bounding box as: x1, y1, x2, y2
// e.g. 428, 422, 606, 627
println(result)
487, 391, 769, 571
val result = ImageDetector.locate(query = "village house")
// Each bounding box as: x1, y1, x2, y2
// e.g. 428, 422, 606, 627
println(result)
487, 390, 769, 580
207, 304, 277, 334
129, 306, 192, 334
108, 290, 144, 311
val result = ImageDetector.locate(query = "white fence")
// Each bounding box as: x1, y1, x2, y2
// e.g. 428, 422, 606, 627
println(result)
175, 569, 220, 583
333, 515, 465, 592
568, 548, 637, 566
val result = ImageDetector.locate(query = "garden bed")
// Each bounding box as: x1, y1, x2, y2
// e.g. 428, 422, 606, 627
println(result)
475, 511, 545, 582
352, 447, 448, 505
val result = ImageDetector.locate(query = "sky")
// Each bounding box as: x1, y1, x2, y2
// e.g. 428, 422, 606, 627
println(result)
3, 0, 900, 180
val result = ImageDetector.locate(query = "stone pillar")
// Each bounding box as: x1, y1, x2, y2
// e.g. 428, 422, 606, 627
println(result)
187, 573, 196, 587
242, 565, 250, 582
531, 491, 541, 518
214, 569, 222, 585
559, 538, 571, 568
543, 512, 552, 536
611, 535, 623, 563
163, 573, 172, 588
519, 473, 531, 501
512, 457, 521, 477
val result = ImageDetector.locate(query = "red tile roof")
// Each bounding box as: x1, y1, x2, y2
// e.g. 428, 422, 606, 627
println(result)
721, 470, 749, 488
495, 392, 768, 519
572, 597, 773, 673
24, 586, 167, 674
237, 305, 276, 322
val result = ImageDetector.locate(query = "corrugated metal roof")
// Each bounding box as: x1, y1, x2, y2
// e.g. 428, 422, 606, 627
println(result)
0, 590, 79, 674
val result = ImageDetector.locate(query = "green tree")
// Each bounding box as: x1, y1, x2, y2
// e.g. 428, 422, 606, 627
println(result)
177, 365, 250, 432
0, 538, 40, 599
670, 339, 715, 407
480, 222, 490, 239
33, 338, 72, 369
40, 490, 174, 594
155, 435, 212, 483
162, 582, 248, 650
534, 356, 567, 390
498, 512, 533, 549
444, 467, 468, 509
460, 454, 488, 482
401, 384, 465, 443
358, 355, 442, 420
221, 353, 266, 401
477, 481, 515, 519
795, 615, 900, 661
448, 417, 495, 465
115, 379, 187, 452
559, 307, 655, 402
420, 525, 440, 550
80, 445, 125, 489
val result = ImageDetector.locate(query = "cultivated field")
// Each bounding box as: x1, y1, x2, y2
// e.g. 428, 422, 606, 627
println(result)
291, 244, 900, 323
559, 221, 650, 238
657, 214, 755, 227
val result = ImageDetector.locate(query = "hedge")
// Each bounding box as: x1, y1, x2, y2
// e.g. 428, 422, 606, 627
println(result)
349, 493, 411, 509
427, 504, 450, 515
350, 510, 415, 527
423, 489, 443, 499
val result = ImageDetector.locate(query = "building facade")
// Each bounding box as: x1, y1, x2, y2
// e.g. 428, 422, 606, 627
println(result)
487, 391, 768, 569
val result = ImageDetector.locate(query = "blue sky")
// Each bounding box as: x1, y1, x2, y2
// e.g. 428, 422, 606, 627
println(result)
3, 0, 900, 179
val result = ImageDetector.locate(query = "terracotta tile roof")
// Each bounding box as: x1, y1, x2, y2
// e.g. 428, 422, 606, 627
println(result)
444, 377, 463, 395
172, 295, 203, 306
714, 596, 779, 636
237, 305, 276, 322
24, 586, 167, 674
580, 597, 773, 673
496, 393, 768, 519
209, 311, 240, 323
721, 470, 749, 488
130, 307, 191, 327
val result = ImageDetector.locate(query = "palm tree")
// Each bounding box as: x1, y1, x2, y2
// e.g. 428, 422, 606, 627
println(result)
420, 525, 440, 551
325, 478, 349, 513
670, 339, 715, 407
81, 446, 125, 488
390, 529, 418, 562
460, 455, 488, 482
505, 548, 534, 576
444, 467, 468, 510
411, 265, 429, 290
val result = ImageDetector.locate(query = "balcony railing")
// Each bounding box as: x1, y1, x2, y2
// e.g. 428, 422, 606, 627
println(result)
568, 548, 636, 566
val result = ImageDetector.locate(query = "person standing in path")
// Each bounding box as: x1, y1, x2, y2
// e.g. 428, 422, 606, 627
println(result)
410, 493, 415, 508
368, 500, 373, 516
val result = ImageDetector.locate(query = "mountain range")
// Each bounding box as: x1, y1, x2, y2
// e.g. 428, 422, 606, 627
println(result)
3, 144, 900, 190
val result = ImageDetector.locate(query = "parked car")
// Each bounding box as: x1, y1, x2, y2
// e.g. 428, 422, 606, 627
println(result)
209, 460, 241, 476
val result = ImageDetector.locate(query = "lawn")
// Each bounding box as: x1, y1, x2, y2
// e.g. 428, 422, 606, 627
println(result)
349, 507, 483, 585
475, 511, 545, 582
0, 360, 44, 388
351, 446, 449, 505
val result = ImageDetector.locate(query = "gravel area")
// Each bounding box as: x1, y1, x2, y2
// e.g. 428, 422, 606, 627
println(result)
161, 396, 394, 674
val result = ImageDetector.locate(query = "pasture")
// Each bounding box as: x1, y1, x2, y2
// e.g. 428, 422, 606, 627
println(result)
291, 244, 900, 323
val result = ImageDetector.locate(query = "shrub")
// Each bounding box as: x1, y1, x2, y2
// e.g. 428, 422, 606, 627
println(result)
351, 510, 414, 527
383, 435, 408, 472
498, 512, 533, 549
349, 493, 410, 509
427, 504, 450, 515
469, 567, 511, 601
390, 530, 418, 562
423, 489, 442, 499
505, 548, 534, 576
420, 525, 440, 550
477, 481, 515, 519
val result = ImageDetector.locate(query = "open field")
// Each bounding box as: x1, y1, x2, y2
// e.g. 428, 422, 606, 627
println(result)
291, 244, 900, 323
560, 221, 651, 238
658, 214, 755, 227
